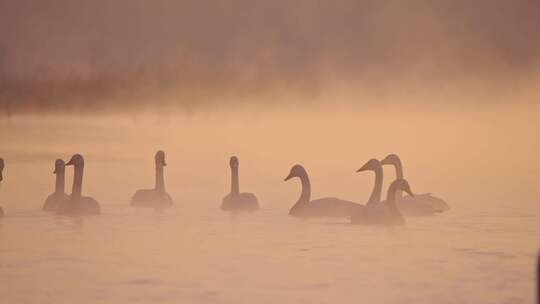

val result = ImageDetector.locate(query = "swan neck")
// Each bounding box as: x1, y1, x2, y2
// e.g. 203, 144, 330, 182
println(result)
231, 166, 239, 195
299, 171, 311, 203
394, 161, 404, 199
367, 166, 383, 205
386, 184, 401, 215
72, 164, 83, 198
55, 170, 65, 194
155, 164, 165, 193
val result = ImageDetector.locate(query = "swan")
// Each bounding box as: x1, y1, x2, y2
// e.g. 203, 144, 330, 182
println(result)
131, 150, 173, 208
56, 154, 101, 216
381, 154, 450, 213
0, 158, 4, 217
351, 178, 414, 226
285, 164, 363, 218
357, 158, 436, 217
43, 159, 69, 211
221, 156, 259, 211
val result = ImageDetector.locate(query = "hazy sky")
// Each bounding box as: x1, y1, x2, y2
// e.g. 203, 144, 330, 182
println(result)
1, 0, 539, 111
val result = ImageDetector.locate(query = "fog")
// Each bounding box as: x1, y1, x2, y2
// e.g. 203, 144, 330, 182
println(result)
1, 0, 540, 112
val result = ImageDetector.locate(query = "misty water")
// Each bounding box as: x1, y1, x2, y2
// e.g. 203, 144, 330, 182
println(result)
0, 106, 539, 303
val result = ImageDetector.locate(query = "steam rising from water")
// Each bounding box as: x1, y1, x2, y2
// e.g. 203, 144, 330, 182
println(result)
1, 0, 539, 112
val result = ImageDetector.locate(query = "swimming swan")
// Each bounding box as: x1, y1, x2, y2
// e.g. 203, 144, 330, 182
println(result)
131, 150, 173, 208
0, 158, 4, 217
57, 154, 101, 216
351, 178, 413, 226
381, 154, 449, 213
221, 156, 259, 211
43, 159, 69, 211
285, 164, 363, 218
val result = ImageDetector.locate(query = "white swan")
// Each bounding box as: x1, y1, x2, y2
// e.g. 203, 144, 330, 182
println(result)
285, 164, 363, 218
0, 158, 4, 217
131, 150, 173, 208
43, 159, 69, 211
351, 178, 414, 226
381, 154, 450, 214
221, 156, 259, 211
57, 154, 101, 216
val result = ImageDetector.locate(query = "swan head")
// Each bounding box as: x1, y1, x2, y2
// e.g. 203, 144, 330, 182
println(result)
155, 150, 166, 166
53, 159, 65, 174
229, 156, 239, 168
356, 158, 381, 173
380, 154, 400, 166
284, 164, 306, 181
66, 154, 84, 167
0, 158, 4, 181
389, 179, 414, 198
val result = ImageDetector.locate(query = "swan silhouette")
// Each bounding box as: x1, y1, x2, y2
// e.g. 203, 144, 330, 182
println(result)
131, 150, 173, 208
57, 154, 101, 216
285, 164, 363, 218
351, 178, 413, 226
357, 158, 437, 217
381, 154, 450, 214
0, 158, 4, 217
43, 159, 69, 211
221, 156, 259, 211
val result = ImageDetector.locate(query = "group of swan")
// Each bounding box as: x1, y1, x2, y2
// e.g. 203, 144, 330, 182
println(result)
42, 154, 101, 215
0, 152, 448, 224
284, 155, 449, 225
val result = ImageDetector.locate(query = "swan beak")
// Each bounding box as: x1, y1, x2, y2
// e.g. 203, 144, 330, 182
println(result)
284, 172, 294, 181
405, 187, 414, 198
380, 157, 391, 165
162, 161, 167, 166
356, 163, 370, 173
65, 160, 74, 166
53, 168, 57, 174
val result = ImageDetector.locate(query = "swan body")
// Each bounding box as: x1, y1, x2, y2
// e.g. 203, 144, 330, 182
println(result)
43, 159, 69, 211
57, 154, 101, 216
381, 154, 449, 215
131, 189, 173, 208
285, 164, 363, 218
221, 156, 259, 211
0, 158, 4, 217
131, 151, 173, 208
221, 192, 258, 211
351, 179, 413, 226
